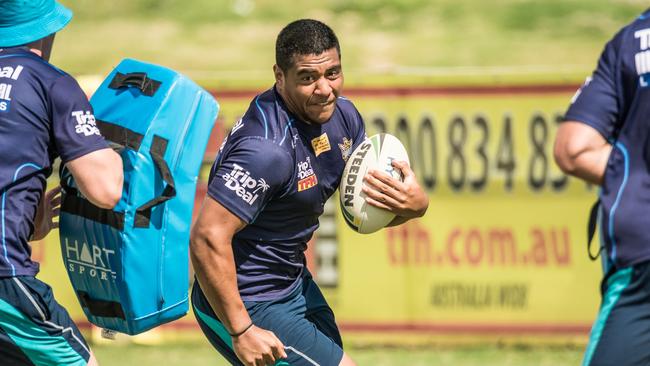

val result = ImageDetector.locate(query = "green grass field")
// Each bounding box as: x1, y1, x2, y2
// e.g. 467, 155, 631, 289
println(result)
55, 0, 647, 87
93, 342, 584, 366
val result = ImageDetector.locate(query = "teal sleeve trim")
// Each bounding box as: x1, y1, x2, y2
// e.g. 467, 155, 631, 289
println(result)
0, 298, 86, 366
582, 267, 633, 366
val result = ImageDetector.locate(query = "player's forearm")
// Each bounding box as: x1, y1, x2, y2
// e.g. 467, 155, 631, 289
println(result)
190, 231, 251, 335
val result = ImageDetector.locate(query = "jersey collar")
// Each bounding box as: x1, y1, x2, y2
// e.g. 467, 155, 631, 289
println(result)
272, 85, 325, 135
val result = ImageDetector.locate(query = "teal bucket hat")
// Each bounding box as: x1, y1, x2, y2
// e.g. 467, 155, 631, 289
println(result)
0, 0, 73, 47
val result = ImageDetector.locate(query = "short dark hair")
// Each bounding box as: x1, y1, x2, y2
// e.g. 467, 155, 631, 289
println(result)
275, 19, 341, 72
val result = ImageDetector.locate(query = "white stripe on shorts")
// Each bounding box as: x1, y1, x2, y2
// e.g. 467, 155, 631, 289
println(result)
12, 278, 91, 356
284, 345, 321, 366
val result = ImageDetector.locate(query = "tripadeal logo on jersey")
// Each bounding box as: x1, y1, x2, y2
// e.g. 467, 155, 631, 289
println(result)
222, 163, 270, 205
72, 110, 101, 136
0, 65, 21, 112
0, 65, 23, 80
297, 157, 318, 192
634, 28, 650, 86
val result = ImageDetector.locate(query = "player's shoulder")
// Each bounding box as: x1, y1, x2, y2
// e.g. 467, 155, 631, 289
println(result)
223, 133, 294, 163
630, 9, 650, 28
335, 95, 359, 113
0, 51, 88, 111
2, 51, 81, 94
231, 87, 291, 142
333, 95, 364, 129
6, 51, 69, 81
0, 47, 72, 87
217, 134, 295, 185
612, 10, 650, 47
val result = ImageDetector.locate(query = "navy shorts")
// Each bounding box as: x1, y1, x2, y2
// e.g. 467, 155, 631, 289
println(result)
192, 273, 344, 366
583, 260, 650, 366
0, 276, 91, 366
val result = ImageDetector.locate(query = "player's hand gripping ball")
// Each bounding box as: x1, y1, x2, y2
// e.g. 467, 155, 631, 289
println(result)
339, 133, 410, 233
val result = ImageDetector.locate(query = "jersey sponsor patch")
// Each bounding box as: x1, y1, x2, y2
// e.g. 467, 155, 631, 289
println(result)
0, 83, 13, 101
311, 133, 331, 156
338, 137, 352, 162
298, 175, 318, 192
222, 163, 270, 205
72, 110, 101, 137
297, 157, 318, 192
0, 65, 23, 80
634, 28, 650, 87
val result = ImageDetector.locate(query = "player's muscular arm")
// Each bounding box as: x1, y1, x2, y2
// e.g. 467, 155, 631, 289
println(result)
554, 121, 612, 185
65, 148, 123, 209
190, 198, 287, 366
190, 198, 249, 338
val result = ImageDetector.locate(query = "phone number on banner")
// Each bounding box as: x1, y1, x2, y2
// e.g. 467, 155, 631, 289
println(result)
366, 111, 595, 194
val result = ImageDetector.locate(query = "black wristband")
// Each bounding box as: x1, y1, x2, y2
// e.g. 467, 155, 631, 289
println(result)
229, 321, 254, 337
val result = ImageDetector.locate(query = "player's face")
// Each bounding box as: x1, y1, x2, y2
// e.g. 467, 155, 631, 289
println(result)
275, 48, 343, 125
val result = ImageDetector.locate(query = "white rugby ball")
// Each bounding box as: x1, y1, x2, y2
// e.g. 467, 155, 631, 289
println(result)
339, 133, 410, 234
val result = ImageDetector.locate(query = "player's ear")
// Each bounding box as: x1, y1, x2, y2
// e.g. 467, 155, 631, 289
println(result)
273, 64, 284, 87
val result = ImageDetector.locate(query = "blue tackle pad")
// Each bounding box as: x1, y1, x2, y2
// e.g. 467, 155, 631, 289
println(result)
59, 59, 219, 335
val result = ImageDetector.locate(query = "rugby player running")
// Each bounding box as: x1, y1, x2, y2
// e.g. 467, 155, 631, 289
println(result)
190, 19, 428, 366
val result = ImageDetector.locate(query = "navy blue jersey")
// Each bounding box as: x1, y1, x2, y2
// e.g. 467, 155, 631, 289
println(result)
565, 9, 650, 267
0, 47, 107, 277
207, 87, 365, 301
